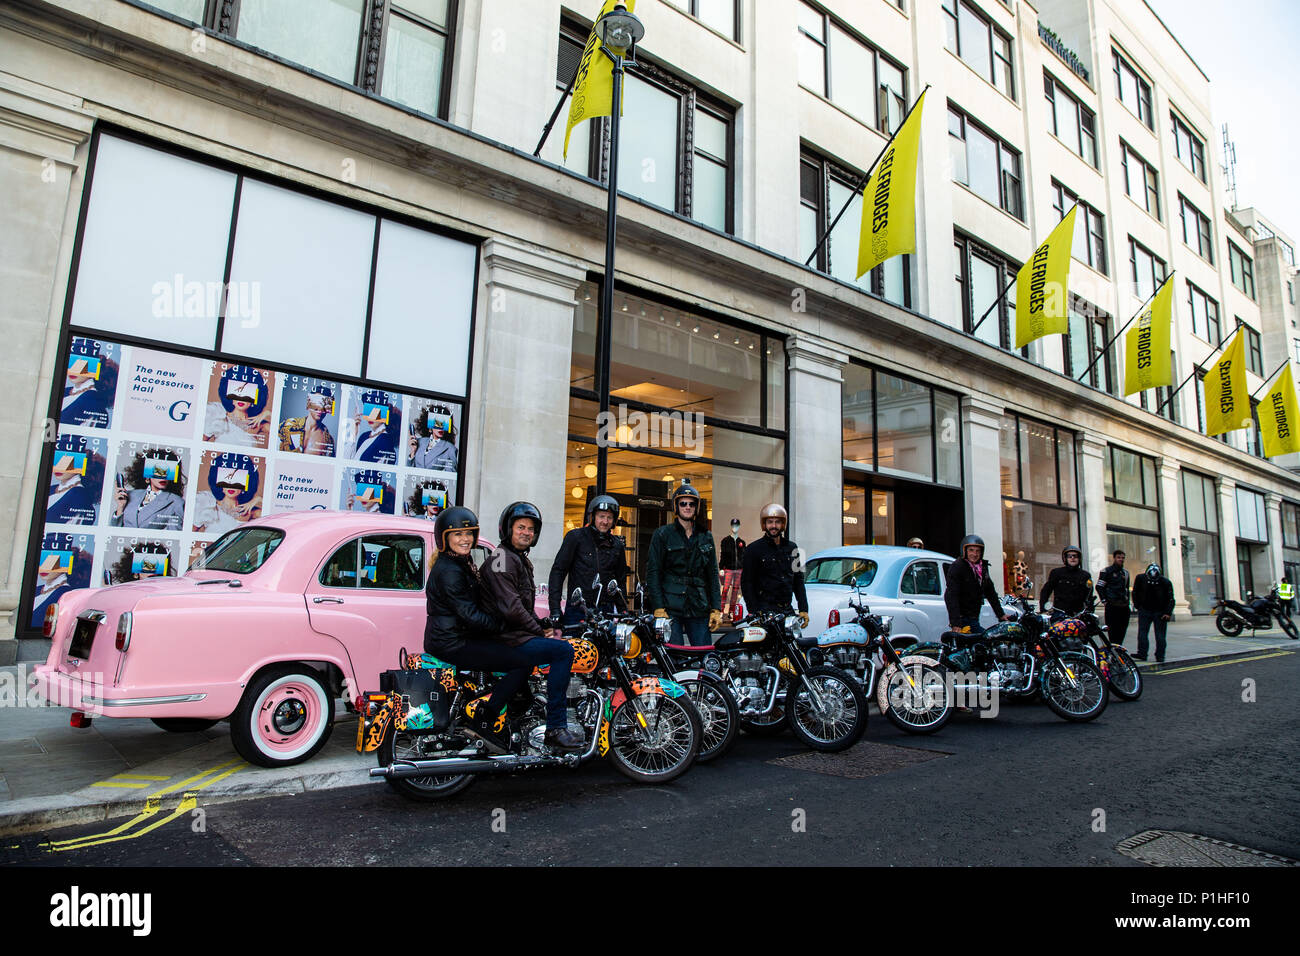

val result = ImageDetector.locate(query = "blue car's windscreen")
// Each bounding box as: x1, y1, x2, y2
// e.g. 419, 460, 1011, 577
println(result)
804, 557, 877, 587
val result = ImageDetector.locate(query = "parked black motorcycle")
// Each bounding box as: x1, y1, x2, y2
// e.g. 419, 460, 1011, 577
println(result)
1046, 607, 1143, 701
1213, 585, 1298, 639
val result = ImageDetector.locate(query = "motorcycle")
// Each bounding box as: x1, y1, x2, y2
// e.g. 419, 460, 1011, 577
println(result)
902, 609, 1110, 722
648, 607, 867, 752
360, 582, 702, 800
805, 577, 954, 734
1045, 606, 1143, 701
1213, 585, 1298, 639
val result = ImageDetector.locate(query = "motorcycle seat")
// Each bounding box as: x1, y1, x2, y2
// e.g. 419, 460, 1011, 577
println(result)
795, 635, 820, 648
942, 629, 982, 647
663, 642, 715, 655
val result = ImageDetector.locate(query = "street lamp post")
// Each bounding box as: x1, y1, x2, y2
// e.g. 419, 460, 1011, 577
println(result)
594, 3, 644, 497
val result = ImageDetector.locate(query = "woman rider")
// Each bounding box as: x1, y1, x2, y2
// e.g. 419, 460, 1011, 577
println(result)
424, 506, 579, 754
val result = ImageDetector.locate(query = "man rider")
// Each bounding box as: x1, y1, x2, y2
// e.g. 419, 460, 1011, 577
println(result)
1039, 544, 1094, 615
424, 505, 578, 754
944, 533, 1008, 633
548, 494, 630, 625
740, 503, 810, 628
1096, 549, 1132, 646
645, 479, 722, 646
1131, 563, 1174, 662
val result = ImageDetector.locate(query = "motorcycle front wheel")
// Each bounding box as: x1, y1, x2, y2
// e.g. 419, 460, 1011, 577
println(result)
377, 728, 476, 801
786, 666, 867, 752
607, 691, 701, 784
877, 657, 953, 734
1215, 611, 1244, 636
676, 674, 739, 763
1104, 646, 1143, 701
1039, 656, 1109, 722
1278, 615, 1299, 640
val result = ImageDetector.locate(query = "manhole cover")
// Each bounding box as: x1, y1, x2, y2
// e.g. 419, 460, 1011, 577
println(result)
767, 740, 950, 779
1116, 830, 1298, 867
0, 738, 44, 759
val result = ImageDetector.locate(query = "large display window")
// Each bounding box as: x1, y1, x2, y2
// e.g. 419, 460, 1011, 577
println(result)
1179, 470, 1222, 614
24, 130, 477, 633
1000, 413, 1078, 598
1103, 444, 1163, 576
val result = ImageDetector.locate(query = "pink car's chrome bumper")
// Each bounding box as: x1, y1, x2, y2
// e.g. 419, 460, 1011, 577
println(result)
31, 664, 230, 719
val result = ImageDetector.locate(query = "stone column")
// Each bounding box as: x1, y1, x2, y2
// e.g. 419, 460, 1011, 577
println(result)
471, 238, 586, 584
1217, 477, 1240, 602
1155, 458, 1186, 613
786, 337, 847, 549
1077, 432, 1107, 572
0, 76, 94, 648
1265, 492, 1285, 587
961, 395, 1004, 568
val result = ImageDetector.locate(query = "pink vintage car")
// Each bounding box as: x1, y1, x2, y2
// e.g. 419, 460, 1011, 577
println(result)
32, 511, 551, 767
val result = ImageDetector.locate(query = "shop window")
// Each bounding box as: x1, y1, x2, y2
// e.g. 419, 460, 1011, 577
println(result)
1002, 413, 1079, 596
840, 363, 961, 487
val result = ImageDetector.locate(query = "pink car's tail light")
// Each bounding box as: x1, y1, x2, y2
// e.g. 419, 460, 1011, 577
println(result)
43, 603, 58, 638
115, 612, 133, 652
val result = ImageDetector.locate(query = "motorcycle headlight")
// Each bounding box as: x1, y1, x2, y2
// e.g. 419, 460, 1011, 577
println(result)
784, 614, 802, 633
613, 622, 637, 656
877, 615, 893, 636
653, 616, 672, 640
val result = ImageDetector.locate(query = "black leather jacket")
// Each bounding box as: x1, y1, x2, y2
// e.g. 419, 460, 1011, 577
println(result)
1096, 564, 1130, 606
547, 526, 629, 617
741, 534, 808, 613
944, 558, 1002, 624
1039, 565, 1094, 614
424, 552, 502, 656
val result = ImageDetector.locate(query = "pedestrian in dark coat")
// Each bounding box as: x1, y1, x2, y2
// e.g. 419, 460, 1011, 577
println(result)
1132, 563, 1174, 662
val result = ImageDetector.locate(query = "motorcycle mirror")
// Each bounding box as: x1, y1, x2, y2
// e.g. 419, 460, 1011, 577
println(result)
571, 587, 585, 607
592, 574, 601, 591
849, 576, 857, 588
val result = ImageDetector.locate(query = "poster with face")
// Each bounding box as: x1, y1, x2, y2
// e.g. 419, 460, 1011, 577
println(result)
265, 457, 335, 515
402, 473, 454, 521
117, 346, 204, 439
188, 538, 218, 571
277, 374, 340, 457
102, 535, 178, 586
203, 363, 274, 449
340, 467, 396, 514
405, 397, 460, 474
192, 449, 265, 534
343, 387, 402, 465
109, 441, 190, 531
62, 337, 121, 430
46, 432, 107, 526
31, 532, 94, 628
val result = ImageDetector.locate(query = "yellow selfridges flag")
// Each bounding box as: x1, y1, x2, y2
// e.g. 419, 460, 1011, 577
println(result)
1260, 364, 1300, 457
1013, 206, 1078, 349
563, 0, 636, 159
1123, 276, 1175, 395
1203, 327, 1250, 436
856, 90, 926, 279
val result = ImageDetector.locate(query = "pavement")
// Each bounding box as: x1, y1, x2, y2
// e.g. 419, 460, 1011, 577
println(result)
0, 618, 1295, 838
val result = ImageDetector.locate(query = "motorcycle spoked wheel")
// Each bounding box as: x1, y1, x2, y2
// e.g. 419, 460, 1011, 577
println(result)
606, 691, 702, 784
1215, 612, 1244, 636
377, 727, 477, 801
1278, 615, 1299, 640
786, 665, 867, 752
1103, 646, 1143, 701
1039, 655, 1109, 722
876, 656, 954, 734
675, 675, 739, 762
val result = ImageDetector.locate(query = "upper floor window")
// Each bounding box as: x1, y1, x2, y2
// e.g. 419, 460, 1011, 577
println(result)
1066, 297, 1115, 393
1121, 140, 1160, 220
1043, 72, 1098, 167
1113, 48, 1153, 129
558, 26, 735, 234
144, 0, 456, 118
797, 3, 908, 134
943, 0, 1015, 99
1229, 241, 1256, 299
1170, 111, 1207, 182
948, 104, 1023, 220
1128, 237, 1167, 301
1186, 280, 1221, 345
662, 0, 739, 41
1178, 194, 1214, 263
1244, 324, 1264, 376
954, 232, 1021, 352
800, 151, 911, 307
1051, 180, 1108, 275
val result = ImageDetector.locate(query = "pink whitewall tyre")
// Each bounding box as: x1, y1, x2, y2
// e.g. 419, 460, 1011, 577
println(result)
230, 665, 334, 767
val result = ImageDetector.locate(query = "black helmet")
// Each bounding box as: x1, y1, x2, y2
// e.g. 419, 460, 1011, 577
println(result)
671, 479, 702, 512
1146, 563, 1161, 580
434, 506, 479, 553
959, 534, 985, 553
585, 494, 620, 524
498, 501, 542, 546
1062, 544, 1081, 562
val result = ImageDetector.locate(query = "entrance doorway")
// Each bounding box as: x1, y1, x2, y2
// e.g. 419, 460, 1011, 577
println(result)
842, 472, 964, 552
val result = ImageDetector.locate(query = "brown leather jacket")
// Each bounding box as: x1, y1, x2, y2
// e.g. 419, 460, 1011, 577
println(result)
480, 545, 546, 647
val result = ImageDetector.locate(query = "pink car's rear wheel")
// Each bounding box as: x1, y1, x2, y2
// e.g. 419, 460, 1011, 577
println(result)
230, 665, 334, 767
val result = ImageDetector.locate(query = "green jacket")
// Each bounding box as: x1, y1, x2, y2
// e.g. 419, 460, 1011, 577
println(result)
645, 520, 722, 617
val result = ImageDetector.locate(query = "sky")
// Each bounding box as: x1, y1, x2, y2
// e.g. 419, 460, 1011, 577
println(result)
1146, 0, 1300, 239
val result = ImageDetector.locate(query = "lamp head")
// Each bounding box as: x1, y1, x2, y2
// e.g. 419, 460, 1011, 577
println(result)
597, 3, 644, 57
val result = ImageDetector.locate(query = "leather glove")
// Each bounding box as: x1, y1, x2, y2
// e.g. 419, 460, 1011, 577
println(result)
798, 611, 810, 628
653, 608, 669, 619
708, 609, 724, 631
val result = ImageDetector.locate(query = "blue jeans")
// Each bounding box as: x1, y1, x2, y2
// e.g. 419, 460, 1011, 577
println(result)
670, 615, 712, 646
443, 637, 574, 729
1136, 612, 1167, 661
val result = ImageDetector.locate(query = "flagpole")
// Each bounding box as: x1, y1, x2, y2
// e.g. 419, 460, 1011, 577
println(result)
1075, 275, 1170, 383
803, 84, 930, 269
1250, 359, 1291, 400
1153, 326, 1240, 416
534, 64, 581, 158
969, 201, 1080, 339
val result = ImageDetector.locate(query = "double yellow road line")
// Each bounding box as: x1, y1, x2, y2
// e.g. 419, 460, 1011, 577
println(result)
44, 758, 244, 853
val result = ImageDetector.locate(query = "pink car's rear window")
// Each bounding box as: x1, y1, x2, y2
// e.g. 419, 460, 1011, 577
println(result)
194, 527, 285, 573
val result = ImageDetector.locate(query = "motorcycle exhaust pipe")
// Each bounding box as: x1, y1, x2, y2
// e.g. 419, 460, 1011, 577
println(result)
371, 752, 579, 780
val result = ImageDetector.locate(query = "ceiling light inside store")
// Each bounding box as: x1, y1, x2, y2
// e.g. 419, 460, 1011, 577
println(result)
659, 312, 665, 321
693, 325, 700, 333
733, 337, 740, 345
675, 319, 681, 327
748, 342, 755, 349
583, 464, 598, 478
573, 486, 584, 498
877, 505, 887, 516
621, 300, 628, 311
584, 290, 592, 301
640, 307, 646, 316
707, 509, 713, 520
663, 474, 674, 482
713, 331, 720, 339
843, 499, 850, 511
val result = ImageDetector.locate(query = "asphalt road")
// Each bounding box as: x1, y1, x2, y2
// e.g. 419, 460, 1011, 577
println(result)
4, 651, 1298, 867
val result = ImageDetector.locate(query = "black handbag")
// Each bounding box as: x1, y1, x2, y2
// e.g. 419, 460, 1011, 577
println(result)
378, 648, 455, 734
